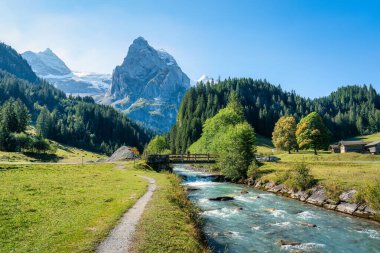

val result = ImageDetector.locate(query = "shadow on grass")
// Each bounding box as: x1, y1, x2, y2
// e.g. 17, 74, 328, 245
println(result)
23, 152, 63, 162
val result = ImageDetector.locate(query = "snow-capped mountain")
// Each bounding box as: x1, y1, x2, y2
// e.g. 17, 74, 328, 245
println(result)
197, 74, 218, 84
100, 37, 190, 132
22, 49, 110, 96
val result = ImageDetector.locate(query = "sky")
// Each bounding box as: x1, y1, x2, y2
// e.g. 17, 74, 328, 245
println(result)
0, 0, 379, 98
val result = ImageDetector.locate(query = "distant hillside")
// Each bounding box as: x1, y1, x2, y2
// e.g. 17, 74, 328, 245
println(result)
346, 132, 380, 143
168, 78, 380, 153
0, 42, 39, 83
0, 43, 152, 154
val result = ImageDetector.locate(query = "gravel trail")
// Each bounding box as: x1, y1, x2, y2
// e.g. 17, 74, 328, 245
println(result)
96, 175, 156, 253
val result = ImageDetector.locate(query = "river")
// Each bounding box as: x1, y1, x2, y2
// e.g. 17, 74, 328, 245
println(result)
173, 165, 380, 253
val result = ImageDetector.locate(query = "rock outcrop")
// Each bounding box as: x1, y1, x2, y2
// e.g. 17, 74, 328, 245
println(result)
100, 37, 190, 132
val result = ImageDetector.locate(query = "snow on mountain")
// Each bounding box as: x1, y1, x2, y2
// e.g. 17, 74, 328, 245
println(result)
22, 49, 110, 96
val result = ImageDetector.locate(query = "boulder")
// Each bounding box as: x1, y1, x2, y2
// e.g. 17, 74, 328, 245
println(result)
107, 146, 136, 161
300, 222, 317, 228
264, 181, 276, 190
306, 188, 327, 206
209, 196, 234, 201
268, 184, 284, 193
336, 202, 358, 214
323, 203, 337, 210
254, 180, 263, 188
339, 190, 357, 203
186, 187, 200, 192
277, 240, 302, 246
240, 190, 249, 194
292, 191, 310, 202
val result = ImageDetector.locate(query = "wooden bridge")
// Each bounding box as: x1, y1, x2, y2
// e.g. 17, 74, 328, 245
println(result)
146, 154, 217, 171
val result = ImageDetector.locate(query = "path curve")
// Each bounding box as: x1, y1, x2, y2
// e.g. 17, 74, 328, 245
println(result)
96, 175, 156, 253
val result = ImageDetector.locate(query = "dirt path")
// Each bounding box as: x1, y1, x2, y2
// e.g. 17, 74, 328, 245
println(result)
96, 175, 156, 253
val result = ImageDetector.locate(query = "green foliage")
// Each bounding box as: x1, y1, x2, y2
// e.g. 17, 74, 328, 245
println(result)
168, 78, 380, 154
247, 161, 260, 178
0, 42, 39, 83
0, 98, 30, 133
359, 180, 380, 211
0, 70, 152, 154
218, 123, 256, 179
296, 112, 330, 155
272, 116, 297, 153
145, 135, 170, 154
36, 107, 52, 138
287, 162, 316, 191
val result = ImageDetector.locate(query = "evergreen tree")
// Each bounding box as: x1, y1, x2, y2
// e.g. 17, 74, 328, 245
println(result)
36, 107, 52, 138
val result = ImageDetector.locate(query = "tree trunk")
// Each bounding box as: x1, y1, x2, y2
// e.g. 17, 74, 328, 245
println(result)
314, 147, 317, 155
288, 149, 291, 154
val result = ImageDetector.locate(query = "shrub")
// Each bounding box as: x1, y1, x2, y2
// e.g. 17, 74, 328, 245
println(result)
247, 161, 260, 179
287, 162, 315, 191
359, 180, 380, 211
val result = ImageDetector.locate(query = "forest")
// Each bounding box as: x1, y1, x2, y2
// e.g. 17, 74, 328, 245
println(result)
168, 78, 380, 153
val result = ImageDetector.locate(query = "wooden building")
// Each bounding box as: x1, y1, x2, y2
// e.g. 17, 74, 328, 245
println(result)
338, 141, 368, 153
329, 144, 340, 153
365, 141, 380, 155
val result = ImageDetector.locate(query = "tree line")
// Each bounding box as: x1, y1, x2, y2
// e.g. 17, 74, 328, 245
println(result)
0, 70, 152, 154
167, 78, 380, 153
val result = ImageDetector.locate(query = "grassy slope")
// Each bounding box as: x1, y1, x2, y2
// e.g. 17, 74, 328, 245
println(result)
346, 132, 380, 142
0, 143, 106, 163
131, 165, 209, 253
0, 163, 148, 253
0, 162, 209, 253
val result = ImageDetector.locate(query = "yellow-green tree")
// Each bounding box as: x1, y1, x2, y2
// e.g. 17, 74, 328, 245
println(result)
272, 116, 297, 154
296, 112, 330, 155
145, 135, 170, 155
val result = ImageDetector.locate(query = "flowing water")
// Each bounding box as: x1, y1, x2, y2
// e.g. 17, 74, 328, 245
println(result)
173, 166, 380, 253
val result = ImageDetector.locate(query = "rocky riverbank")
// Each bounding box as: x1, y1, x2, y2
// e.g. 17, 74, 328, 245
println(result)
248, 179, 379, 222
186, 164, 379, 223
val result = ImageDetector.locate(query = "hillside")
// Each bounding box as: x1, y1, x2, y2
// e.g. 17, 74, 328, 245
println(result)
0, 43, 152, 154
168, 78, 380, 153
346, 132, 380, 142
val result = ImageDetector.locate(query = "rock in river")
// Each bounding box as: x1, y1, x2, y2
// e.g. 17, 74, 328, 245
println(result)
277, 240, 302, 246
209, 196, 234, 201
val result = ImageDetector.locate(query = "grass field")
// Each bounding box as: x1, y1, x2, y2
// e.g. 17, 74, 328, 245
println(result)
0, 143, 106, 163
346, 132, 380, 142
0, 163, 148, 253
131, 166, 209, 253
0, 162, 208, 253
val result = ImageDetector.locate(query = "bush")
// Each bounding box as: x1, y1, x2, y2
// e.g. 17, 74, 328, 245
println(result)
287, 162, 315, 191
359, 180, 380, 211
247, 161, 260, 178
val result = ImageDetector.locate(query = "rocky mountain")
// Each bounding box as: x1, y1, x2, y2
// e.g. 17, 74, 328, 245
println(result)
100, 37, 190, 132
22, 49, 110, 96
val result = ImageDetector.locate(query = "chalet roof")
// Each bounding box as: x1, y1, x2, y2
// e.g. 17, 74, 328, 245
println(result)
338, 141, 368, 146
329, 144, 339, 148
365, 141, 380, 147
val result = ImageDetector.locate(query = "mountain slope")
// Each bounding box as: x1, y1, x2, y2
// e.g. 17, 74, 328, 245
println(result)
0, 42, 39, 83
0, 43, 151, 153
22, 49, 111, 95
100, 37, 190, 132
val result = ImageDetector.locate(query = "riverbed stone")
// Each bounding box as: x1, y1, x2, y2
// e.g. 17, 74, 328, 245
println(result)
209, 196, 234, 201
336, 202, 358, 214
264, 181, 276, 190
306, 188, 327, 206
254, 180, 263, 188
268, 184, 284, 193
241, 190, 249, 194
323, 203, 337, 210
339, 189, 357, 203
277, 240, 302, 246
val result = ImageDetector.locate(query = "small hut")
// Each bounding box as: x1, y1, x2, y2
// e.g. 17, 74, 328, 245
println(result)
329, 144, 340, 153
338, 141, 368, 153
365, 141, 380, 155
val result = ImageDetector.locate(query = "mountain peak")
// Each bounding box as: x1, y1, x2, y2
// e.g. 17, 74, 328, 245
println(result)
22, 48, 71, 76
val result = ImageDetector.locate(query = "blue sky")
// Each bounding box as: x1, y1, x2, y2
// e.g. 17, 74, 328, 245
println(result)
0, 0, 379, 98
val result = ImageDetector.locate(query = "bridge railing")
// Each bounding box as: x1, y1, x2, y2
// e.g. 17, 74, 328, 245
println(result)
168, 153, 217, 162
